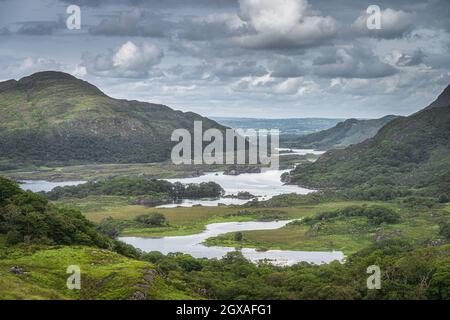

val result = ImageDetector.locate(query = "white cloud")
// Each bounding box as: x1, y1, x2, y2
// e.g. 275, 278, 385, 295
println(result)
274, 77, 318, 95
313, 45, 397, 79
352, 8, 415, 39
233, 0, 337, 49
6, 57, 63, 77
386, 49, 426, 67
82, 41, 163, 78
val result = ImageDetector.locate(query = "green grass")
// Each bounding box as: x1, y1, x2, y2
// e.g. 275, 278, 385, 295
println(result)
204, 203, 449, 255
0, 245, 198, 300
1, 162, 214, 181
56, 198, 382, 238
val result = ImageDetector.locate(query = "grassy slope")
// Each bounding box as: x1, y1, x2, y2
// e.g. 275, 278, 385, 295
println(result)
0, 71, 226, 164
0, 245, 198, 300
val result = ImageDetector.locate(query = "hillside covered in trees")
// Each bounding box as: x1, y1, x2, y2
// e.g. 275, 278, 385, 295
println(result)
289, 85, 450, 198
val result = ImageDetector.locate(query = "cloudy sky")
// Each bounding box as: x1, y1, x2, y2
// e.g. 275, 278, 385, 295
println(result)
0, 0, 449, 118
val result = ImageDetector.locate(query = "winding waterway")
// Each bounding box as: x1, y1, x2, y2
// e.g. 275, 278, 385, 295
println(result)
120, 220, 344, 266
18, 149, 344, 265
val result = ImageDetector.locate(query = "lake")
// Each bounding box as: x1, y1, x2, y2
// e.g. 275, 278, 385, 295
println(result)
19, 180, 87, 192
120, 220, 344, 266
158, 169, 314, 208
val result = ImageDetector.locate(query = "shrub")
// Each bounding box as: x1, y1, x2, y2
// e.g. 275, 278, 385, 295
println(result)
134, 212, 166, 227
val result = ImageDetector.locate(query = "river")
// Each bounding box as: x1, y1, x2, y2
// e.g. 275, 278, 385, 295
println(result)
120, 220, 344, 266
18, 150, 344, 265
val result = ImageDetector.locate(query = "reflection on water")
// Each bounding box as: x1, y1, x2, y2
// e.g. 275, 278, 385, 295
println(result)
120, 220, 344, 266
277, 148, 326, 156
158, 169, 314, 207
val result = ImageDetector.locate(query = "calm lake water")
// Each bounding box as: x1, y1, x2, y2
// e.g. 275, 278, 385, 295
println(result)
158, 169, 314, 208
120, 220, 344, 266
277, 148, 326, 156
19, 180, 87, 192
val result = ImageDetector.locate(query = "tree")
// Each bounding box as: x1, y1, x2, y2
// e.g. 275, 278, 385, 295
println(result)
134, 212, 166, 227
234, 232, 243, 242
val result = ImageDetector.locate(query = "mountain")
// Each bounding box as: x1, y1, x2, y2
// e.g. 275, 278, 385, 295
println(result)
0, 71, 226, 164
213, 117, 344, 135
281, 115, 398, 150
289, 85, 450, 195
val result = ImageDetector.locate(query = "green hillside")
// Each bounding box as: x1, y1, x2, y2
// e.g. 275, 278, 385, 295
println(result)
0, 176, 198, 299
281, 115, 398, 150
289, 85, 450, 196
0, 71, 226, 164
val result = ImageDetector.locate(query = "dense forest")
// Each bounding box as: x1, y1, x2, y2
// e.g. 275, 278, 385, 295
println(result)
44, 177, 225, 206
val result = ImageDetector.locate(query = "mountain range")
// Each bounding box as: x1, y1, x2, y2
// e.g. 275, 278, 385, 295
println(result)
0, 71, 226, 164
281, 115, 398, 150
213, 117, 343, 135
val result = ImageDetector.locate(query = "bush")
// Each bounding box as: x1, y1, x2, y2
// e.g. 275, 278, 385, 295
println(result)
97, 217, 122, 238
134, 213, 166, 227
302, 205, 400, 226
439, 221, 450, 240
5, 230, 22, 246
438, 194, 449, 203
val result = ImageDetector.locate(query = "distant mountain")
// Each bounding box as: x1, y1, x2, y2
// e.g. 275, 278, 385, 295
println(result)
289, 85, 450, 195
0, 71, 226, 164
281, 115, 398, 150
213, 117, 344, 135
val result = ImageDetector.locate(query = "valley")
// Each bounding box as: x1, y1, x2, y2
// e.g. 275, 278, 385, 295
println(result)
0, 73, 449, 300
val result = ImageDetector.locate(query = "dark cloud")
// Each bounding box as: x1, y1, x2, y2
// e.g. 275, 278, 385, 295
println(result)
268, 57, 305, 78
89, 9, 173, 37
211, 60, 267, 79
16, 20, 64, 35
177, 13, 247, 41
0, 27, 10, 35
59, 0, 238, 9
313, 45, 397, 79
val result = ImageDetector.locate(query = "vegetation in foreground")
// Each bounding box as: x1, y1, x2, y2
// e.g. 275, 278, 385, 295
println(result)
0, 175, 449, 300
0, 245, 198, 300
1, 240, 448, 300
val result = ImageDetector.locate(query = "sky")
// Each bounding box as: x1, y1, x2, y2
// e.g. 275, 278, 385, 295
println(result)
0, 0, 449, 118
